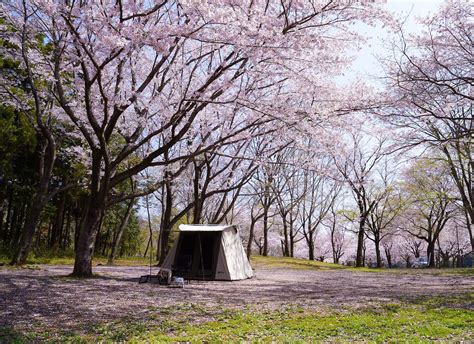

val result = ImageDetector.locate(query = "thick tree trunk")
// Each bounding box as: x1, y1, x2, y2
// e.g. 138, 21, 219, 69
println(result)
72, 195, 104, 277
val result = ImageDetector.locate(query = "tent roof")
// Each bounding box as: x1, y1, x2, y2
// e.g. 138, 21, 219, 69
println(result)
178, 224, 236, 232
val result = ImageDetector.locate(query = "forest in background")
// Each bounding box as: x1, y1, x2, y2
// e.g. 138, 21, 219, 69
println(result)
0, 0, 472, 275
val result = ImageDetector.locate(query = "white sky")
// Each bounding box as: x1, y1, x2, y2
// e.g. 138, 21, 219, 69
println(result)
347, 0, 445, 85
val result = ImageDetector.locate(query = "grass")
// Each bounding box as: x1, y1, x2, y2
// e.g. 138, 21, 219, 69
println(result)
149, 302, 473, 343
2, 253, 471, 277
251, 255, 474, 275
0, 254, 151, 267
4, 294, 472, 343
251, 255, 347, 270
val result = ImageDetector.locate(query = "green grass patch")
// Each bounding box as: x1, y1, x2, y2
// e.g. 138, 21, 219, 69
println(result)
0, 252, 151, 267
250, 255, 347, 271
6, 295, 471, 343
163, 305, 472, 342
250, 255, 473, 275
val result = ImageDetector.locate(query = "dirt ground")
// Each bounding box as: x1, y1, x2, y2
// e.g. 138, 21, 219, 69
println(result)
1, 265, 473, 334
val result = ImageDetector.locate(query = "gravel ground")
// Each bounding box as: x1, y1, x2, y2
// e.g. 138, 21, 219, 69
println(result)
0, 265, 473, 333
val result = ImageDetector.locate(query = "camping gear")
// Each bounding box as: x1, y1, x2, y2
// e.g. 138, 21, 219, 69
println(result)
169, 276, 185, 288
139, 231, 158, 284
161, 224, 253, 281
138, 274, 159, 284
139, 268, 173, 285
157, 268, 172, 285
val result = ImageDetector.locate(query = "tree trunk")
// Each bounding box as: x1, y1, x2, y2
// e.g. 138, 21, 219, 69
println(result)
72, 194, 104, 277
10, 135, 56, 265
375, 239, 382, 268
289, 216, 295, 257
308, 231, 314, 260
158, 178, 173, 265
427, 241, 436, 268
0, 185, 7, 240
384, 246, 392, 268
246, 218, 256, 258
50, 194, 66, 248
282, 217, 289, 257
262, 206, 269, 256
463, 209, 474, 254
356, 216, 366, 267
4, 187, 13, 242
192, 162, 202, 224
10, 197, 45, 265
330, 227, 338, 264
62, 208, 71, 248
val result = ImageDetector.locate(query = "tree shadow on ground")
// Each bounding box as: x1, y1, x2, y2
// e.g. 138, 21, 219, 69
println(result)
0, 265, 472, 334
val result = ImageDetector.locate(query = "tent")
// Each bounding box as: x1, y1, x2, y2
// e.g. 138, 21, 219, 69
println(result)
161, 224, 253, 280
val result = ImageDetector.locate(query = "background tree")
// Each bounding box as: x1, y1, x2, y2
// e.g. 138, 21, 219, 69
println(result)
402, 158, 457, 267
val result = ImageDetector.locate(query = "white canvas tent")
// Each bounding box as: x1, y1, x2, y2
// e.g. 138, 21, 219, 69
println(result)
161, 224, 253, 281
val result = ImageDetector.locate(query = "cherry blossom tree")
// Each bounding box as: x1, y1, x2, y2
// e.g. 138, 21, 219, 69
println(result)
365, 160, 404, 267
333, 131, 388, 267
401, 158, 457, 267
2, 0, 388, 275
385, 0, 473, 252
322, 203, 348, 264
0, 4, 78, 264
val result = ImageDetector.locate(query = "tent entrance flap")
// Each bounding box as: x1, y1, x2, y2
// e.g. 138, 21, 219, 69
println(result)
173, 231, 222, 279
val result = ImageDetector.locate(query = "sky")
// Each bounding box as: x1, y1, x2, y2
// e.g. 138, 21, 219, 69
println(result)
348, 0, 445, 84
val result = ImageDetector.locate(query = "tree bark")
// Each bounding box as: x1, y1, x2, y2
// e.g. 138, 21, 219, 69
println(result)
0, 185, 6, 240
262, 207, 269, 256
246, 218, 256, 258
4, 186, 14, 242
307, 231, 315, 260
384, 245, 392, 268
50, 193, 66, 248
72, 193, 105, 277
10, 195, 46, 265
356, 215, 366, 267
158, 178, 173, 265
375, 239, 382, 268
427, 241, 436, 268
282, 217, 289, 257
